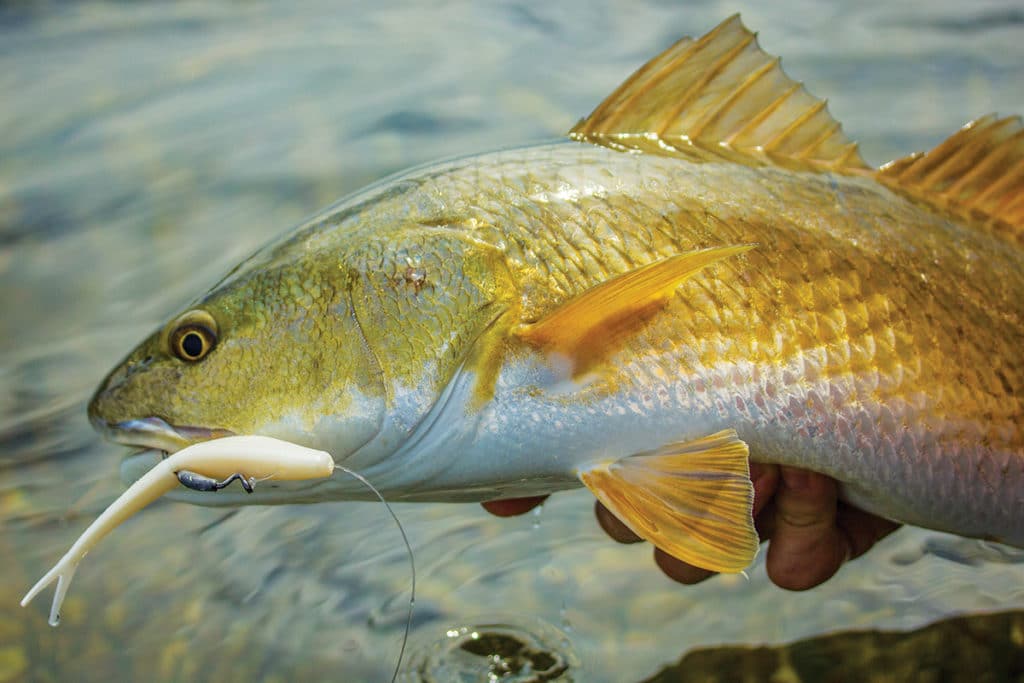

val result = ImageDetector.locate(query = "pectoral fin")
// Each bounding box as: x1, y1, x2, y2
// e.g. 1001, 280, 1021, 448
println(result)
514, 245, 753, 377
579, 429, 758, 573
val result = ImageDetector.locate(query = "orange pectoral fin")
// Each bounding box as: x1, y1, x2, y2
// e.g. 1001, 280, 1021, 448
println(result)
514, 245, 754, 378
579, 430, 758, 573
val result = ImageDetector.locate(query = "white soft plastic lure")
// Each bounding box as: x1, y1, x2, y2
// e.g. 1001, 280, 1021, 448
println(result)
21, 435, 335, 626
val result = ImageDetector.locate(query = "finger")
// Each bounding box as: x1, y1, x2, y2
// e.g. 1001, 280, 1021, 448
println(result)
649, 462, 780, 585
836, 502, 901, 559
481, 496, 548, 517
751, 462, 781, 541
765, 467, 849, 591
750, 462, 780, 519
594, 501, 643, 543
654, 547, 714, 584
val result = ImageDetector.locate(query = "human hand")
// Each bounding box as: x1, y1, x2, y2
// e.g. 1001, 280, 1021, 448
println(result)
481, 464, 900, 590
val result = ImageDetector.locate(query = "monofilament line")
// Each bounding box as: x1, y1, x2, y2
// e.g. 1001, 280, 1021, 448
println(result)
335, 465, 416, 683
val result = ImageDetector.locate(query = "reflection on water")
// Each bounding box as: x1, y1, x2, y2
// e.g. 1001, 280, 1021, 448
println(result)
642, 609, 1024, 683
1, 1, 1022, 681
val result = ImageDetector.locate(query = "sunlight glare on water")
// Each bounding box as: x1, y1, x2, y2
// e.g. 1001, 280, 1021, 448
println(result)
1, 1, 1023, 681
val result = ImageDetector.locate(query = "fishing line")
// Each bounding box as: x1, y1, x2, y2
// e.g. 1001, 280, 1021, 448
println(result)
334, 465, 415, 683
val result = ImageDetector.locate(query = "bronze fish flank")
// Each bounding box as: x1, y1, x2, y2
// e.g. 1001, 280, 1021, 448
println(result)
88, 15, 1024, 573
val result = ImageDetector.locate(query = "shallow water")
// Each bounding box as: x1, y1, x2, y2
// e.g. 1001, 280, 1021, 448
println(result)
1, 1, 1023, 681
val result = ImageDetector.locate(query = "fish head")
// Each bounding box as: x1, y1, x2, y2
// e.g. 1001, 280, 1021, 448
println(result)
89, 220, 512, 498
88, 251, 388, 462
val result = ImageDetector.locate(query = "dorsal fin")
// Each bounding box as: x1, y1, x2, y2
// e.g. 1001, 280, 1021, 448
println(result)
569, 15, 870, 173
876, 115, 1024, 240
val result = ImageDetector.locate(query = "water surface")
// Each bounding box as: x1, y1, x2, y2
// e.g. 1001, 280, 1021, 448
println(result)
2, 1, 1023, 680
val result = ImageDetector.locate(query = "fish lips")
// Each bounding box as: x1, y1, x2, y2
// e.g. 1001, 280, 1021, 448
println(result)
92, 415, 232, 487
93, 415, 234, 453
103, 416, 330, 502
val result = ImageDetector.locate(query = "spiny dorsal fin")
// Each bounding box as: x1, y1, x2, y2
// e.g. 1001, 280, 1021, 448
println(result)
876, 115, 1024, 240
570, 15, 869, 173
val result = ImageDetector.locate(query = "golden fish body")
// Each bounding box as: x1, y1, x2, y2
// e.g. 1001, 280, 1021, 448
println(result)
255, 142, 1024, 539
90, 16, 1024, 571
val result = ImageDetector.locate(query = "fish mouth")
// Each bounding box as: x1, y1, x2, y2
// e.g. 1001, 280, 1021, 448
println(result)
94, 415, 234, 454
98, 416, 331, 503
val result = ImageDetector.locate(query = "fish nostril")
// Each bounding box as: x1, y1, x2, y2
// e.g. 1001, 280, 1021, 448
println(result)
97, 354, 155, 395
120, 355, 154, 382
103, 365, 129, 392
128, 356, 153, 375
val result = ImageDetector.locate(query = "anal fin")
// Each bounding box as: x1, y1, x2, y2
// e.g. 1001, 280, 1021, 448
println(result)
579, 430, 758, 573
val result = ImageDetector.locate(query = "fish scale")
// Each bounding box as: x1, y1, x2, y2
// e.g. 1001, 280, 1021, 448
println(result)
379, 142, 1024, 540
88, 16, 1024, 575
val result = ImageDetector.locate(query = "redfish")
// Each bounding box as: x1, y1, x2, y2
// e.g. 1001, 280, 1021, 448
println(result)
85, 15, 1024, 577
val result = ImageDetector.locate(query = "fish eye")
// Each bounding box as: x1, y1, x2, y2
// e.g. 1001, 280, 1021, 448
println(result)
167, 310, 218, 362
